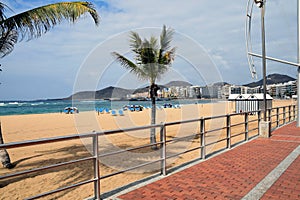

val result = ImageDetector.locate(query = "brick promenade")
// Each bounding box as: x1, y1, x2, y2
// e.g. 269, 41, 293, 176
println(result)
117, 122, 300, 200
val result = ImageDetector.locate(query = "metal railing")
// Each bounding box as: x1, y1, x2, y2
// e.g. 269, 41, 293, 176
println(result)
0, 104, 297, 199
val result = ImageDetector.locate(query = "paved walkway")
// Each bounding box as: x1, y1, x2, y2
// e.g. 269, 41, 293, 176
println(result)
116, 122, 300, 200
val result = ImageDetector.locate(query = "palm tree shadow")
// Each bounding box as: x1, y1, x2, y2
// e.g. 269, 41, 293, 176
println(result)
12, 154, 44, 168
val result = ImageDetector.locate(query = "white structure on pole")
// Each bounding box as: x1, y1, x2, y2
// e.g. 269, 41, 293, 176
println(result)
228, 93, 273, 114
246, 0, 300, 127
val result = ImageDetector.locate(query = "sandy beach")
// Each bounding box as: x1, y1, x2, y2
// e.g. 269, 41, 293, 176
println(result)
0, 100, 295, 199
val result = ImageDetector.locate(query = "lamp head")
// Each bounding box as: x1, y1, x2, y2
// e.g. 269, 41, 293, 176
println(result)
254, 0, 264, 8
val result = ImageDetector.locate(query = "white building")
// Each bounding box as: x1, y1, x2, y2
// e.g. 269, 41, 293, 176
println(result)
228, 93, 273, 113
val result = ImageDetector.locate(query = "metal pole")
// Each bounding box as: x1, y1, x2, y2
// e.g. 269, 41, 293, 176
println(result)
298, 0, 300, 127
200, 118, 206, 159
245, 113, 249, 141
226, 115, 231, 149
248, 52, 300, 67
160, 125, 166, 176
93, 135, 100, 200
261, 1, 267, 122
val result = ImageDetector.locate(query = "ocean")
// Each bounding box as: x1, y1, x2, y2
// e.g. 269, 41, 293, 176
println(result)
0, 99, 216, 116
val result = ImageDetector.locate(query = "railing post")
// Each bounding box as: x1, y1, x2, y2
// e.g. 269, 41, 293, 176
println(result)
160, 124, 166, 176
258, 111, 261, 136
268, 108, 272, 122
226, 114, 231, 149
200, 118, 206, 159
294, 105, 297, 120
276, 107, 279, 127
244, 113, 249, 141
93, 134, 101, 200
283, 107, 286, 124
289, 105, 291, 122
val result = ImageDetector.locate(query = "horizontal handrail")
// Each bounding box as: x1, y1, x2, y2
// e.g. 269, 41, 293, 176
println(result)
0, 156, 94, 180
25, 179, 96, 200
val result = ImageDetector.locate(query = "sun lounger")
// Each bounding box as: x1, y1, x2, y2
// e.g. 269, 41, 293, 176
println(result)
111, 110, 117, 116
118, 109, 124, 116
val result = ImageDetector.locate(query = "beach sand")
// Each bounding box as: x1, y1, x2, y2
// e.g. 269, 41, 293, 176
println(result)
0, 100, 295, 199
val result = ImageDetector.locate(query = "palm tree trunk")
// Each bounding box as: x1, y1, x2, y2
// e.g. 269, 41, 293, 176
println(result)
0, 122, 14, 169
150, 84, 157, 150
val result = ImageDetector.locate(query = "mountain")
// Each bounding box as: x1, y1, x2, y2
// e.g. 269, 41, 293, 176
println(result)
164, 81, 192, 87
244, 73, 296, 87
65, 86, 132, 100
212, 82, 229, 87
95, 86, 133, 99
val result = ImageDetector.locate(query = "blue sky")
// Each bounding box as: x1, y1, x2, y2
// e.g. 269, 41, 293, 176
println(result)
0, 0, 298, 100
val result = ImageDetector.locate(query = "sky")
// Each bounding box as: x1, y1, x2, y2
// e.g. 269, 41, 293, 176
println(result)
0, 0, 298, 100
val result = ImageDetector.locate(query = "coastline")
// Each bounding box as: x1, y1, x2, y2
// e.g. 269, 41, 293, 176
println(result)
0, 99, 214, 116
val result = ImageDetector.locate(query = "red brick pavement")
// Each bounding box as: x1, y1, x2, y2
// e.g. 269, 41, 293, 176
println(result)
261, 156, 300, 200
118, 122, 300, 200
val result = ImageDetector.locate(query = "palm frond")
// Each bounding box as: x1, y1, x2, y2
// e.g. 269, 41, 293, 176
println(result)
0, 30, 18, 58
0, 3, 6, 22
160, 25, 174, 52
129, 31, 142, 51
160, 47, 176, 64
111, 52, 148, 80
149, 36, 158, 50
155, 64, 169, 81
0, 2, 12, 22
0, 1, 100, 41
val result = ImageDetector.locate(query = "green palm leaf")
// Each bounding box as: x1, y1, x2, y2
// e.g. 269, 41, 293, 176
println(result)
111, 52, 148, 80
129, 31, 142, 51
0, 2, 100, 42
160, 25, 174, 52
0, 30, 17, 58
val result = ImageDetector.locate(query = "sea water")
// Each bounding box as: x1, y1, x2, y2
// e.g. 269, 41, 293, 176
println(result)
0, 99, 215, 116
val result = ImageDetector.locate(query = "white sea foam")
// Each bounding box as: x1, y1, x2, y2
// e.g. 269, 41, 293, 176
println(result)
31, 102, 44, 106
8, 102, 19, 105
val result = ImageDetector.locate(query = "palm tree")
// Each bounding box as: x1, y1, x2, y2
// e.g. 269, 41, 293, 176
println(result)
112, 25, 176, 149
0, 1, 99, 169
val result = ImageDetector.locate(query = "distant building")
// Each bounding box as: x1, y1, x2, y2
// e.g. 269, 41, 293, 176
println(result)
201, 85, 220, 98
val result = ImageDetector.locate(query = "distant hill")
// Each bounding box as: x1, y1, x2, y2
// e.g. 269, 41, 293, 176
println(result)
95, 86, 133, 99
212, 82, 229, 87
164, 81, 192, 87
244, 73, 296, 87
65, 86, 133, 100
64, 91, 95, 100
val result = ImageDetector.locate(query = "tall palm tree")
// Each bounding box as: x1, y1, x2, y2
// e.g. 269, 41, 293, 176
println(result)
112, 25, 176, 149
0, 1, 99, 169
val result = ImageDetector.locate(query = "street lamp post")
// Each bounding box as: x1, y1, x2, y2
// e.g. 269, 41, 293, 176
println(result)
261, 1, 267, 122
247, 0, 300, 127
255, 0, 267, 121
